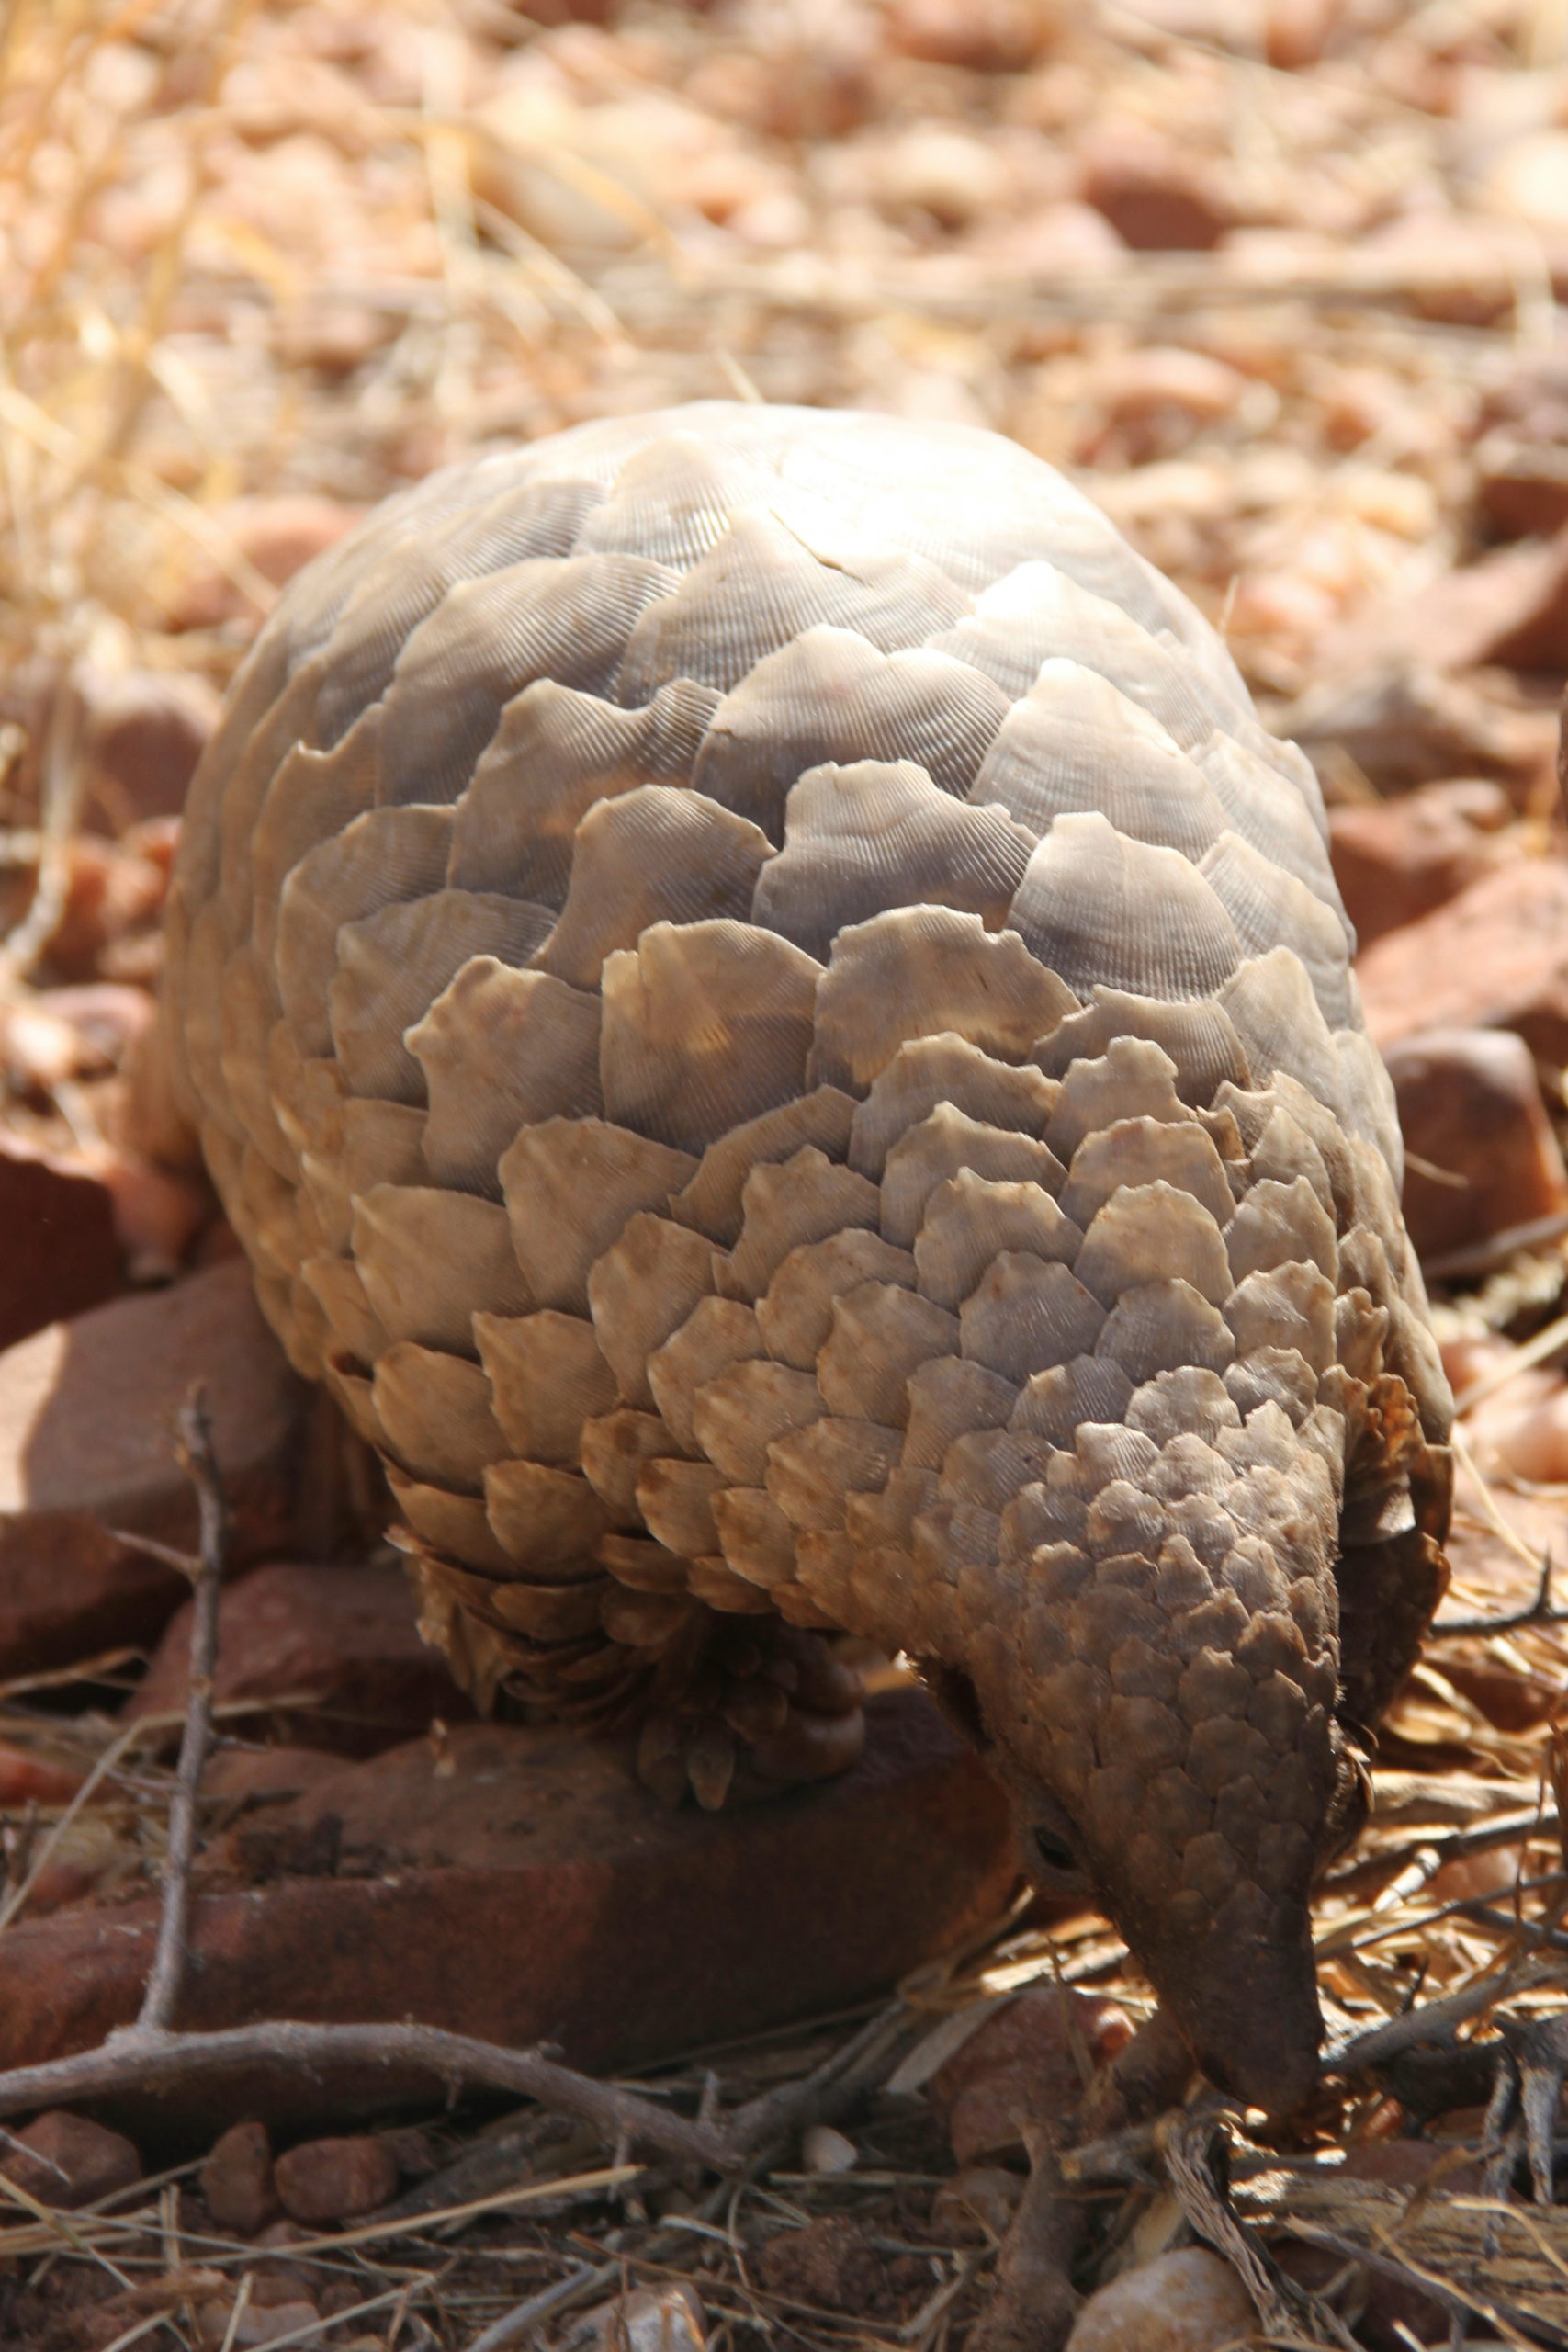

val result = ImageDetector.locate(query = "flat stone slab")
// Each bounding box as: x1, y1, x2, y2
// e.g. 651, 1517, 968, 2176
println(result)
0, 1694, 1016, 2141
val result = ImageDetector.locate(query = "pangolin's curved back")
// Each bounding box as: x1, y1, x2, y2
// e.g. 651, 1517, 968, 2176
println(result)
164, 402, 1451, 2112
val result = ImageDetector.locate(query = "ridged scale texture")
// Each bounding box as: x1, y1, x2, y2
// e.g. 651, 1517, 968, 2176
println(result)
164, 403, 1451, 2111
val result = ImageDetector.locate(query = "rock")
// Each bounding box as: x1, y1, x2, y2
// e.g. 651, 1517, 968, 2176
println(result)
1282, 661, 1556, 795
1327, 780, 1510, 950
585, 2285, 706, 2352
927, 1987, 1133, 2164
0, 1261, 303, 1598
77, 1142, 210, 1279
1476, 434, 1568, 541
82, 670, 220, 827
0, 1135, 122, 1350
1382, 1027, 1568, 1261
1357, 857, 1568, 1066
17, 1467, 157, 1685
1318, 525, 1568, 678
1480, 1385, 1568, 1487
0, 2110, 141, 2209
1077, 131, 1230, 251
0, 1742, 84, 1804
41, 836, 167, 985
201, 1747, 347, 1802
874, 128, 1013, 232
1077, 346, 1247, 469
273, 2133, 398, 2223
1473, 353, 1568, 537
201, 2120, 280, 2236
1065, 2247, 1258, 2350
802, 2123, 858, 2174
0, 1697, 1016, 2138
884, 0, 1057, 71
169, 497, 363, 634
931, 2165, 1025, 2245
126, 1563, 470, 1756
0, 1515, 187, 1684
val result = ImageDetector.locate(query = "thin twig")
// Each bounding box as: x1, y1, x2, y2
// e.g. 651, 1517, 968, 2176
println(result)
463, 2258, 608, 2352
137, 1387, 226, 2036
1434, 1549, 1568, 1640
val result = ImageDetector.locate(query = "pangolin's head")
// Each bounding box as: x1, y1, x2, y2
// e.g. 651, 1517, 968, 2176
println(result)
931, 1436, 1360, 2119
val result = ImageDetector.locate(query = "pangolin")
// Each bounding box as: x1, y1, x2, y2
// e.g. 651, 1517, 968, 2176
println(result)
163, 402, 1452, 2118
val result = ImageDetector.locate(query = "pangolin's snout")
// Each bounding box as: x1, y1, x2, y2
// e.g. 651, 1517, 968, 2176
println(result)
1138, 1903, 1323, 2118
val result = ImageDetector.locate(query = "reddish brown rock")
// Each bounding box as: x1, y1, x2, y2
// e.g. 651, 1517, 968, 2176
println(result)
1476, 435, 1568, 541
1328, 780, 1509, 950
884, 0, 1056, 72
1284, 661, 1556, 796
0, 1742, 85, 1804
0, 1516, 187, 1683
273, 2132, 397, 2224
201, 2120, 281, 2235
1318, 524, 1568, 678
0, 1136, 122, 1351
1077, 131, 1230, 251
40, 836, 167, 984
1383, 1026, 1568, 1261
169, 496, 363, 633
126, 1564, 469, 1756
0, 1262, 304, 1668
927, 1987, 1133, 2164
82, 669, 220, 828
0, 2109, 141, 2209
78, 1142, 210, 1280
201, 1747, 347, 1803
1357, 855, 1568, 1066
0, 1699, 1015, 2137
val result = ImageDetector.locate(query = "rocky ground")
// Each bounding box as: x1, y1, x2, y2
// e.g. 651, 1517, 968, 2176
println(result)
3, 0, 1568, 2345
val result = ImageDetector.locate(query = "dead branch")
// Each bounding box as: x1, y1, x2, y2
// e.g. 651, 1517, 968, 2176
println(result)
0, 2019, 736, 2171
137, 1388, 226, 2037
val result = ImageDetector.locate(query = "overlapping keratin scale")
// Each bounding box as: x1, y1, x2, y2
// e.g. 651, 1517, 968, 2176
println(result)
163, 403, 1450, 1969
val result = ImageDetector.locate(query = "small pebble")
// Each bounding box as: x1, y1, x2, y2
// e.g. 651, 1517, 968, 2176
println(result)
201, 2119, 280, 2237
273, 2132, 398, 2224
0, 2109, 141, 2209
1066, 2247, 1258, 2351
802, 2123, 858, 2174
